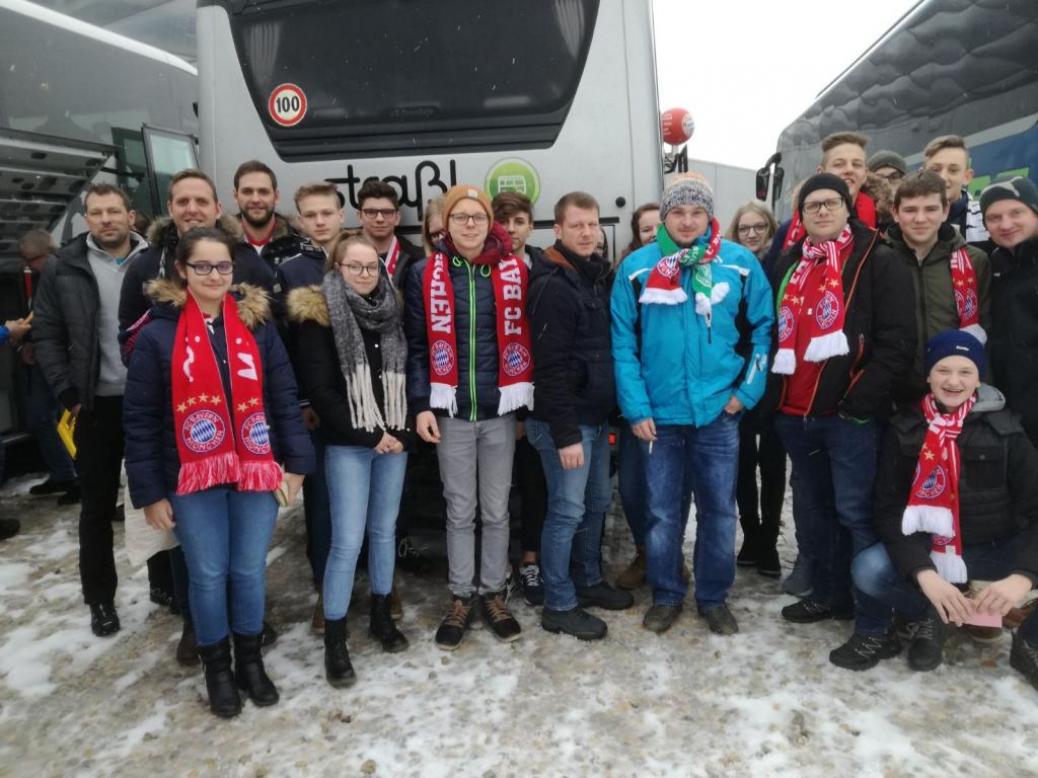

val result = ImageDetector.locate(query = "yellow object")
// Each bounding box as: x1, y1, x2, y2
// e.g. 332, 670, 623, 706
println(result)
57, 410, 77, 458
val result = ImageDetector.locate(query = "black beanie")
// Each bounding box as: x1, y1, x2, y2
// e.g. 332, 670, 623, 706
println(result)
797, 173, 853, 217
979, 176, 1038, 217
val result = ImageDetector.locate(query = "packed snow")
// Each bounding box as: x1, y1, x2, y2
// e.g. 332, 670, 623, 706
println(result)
1, 470, 1037, 778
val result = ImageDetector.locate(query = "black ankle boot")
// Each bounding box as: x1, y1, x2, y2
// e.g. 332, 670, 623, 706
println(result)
232, 632, 279, 706
198, 638, 242, 719
324, 616, 357, 688
370, 594, 409, 653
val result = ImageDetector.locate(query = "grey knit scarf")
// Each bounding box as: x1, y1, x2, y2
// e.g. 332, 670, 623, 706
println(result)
321, 271, 407, 432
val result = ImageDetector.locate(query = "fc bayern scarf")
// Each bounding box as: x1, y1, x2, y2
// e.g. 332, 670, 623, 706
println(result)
772, 225, 854, 375
172, 292, 281, 495
639, 221, 727, 321
950, 247, 986, 344
782, 192, 877, 249
422, 224, 533, 417
901, 393, 977, 583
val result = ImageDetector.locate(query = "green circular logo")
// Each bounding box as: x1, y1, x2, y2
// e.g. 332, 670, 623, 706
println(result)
485, 158, 541, 203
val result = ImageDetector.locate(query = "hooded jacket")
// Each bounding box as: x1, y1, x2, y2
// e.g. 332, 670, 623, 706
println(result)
239, 213, 307, 270
118, 215, 276, 331
122, 280, 314, 509
873, 385, 1038, 584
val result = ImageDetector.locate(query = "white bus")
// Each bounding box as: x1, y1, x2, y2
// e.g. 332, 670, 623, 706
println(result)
196, 0, 663, 257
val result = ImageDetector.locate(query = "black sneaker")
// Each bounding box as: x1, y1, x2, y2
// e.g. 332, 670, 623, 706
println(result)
698, 603, 739, 635
518, 563, 544, 606
57, 486, 81, 506
906, 612, 946, 672
29, 478, 76, 496
435, 594, 477, 650
643, 603, 683, 634
736, 533, 757, 567
829, 630, 901, 671
396, 536, 432, 575
0, 518, 20, 541
781, 598, 854, 624
149, 587, 175, 609
1010, 631, 1038, 693
576, 582, 634, 611
90, 602, 121, 637
480, 591, 522, 642
541, 606, 606, 641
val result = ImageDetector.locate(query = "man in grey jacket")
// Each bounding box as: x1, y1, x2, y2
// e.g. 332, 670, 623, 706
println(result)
34, 183, 147, 637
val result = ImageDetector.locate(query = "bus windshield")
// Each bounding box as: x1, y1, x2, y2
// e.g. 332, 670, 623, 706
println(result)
211, 0, 598, 158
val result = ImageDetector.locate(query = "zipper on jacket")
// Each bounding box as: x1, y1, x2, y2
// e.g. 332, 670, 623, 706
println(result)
467, 261, 478, 422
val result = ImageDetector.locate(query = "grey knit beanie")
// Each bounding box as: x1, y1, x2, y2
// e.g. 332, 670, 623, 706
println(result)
660, 175, 714, 220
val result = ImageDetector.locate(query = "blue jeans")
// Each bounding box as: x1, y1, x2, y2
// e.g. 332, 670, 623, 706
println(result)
774, 414, 889, 633
323, 445, 407, 621
23, 363, 76, 481
170, 488, 278, 647
619, 422, 694, 548
303, 431, 332, 587
644, 413, 740, 608
854, 537, 1038, 641
527, 419, 611, 611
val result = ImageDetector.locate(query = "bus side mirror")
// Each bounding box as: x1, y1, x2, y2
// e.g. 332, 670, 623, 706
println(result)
755, 168, 770, 202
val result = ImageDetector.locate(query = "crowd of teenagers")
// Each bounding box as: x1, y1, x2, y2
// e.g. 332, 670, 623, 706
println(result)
10, 128, 1038, 719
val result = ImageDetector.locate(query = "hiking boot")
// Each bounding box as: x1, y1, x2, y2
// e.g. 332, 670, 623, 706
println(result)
736, 531, 758, 567
906, 612, 946, 672
0, 518, 20, 541
616, 547, 646, 590
782, 554, 813, 598
176, 619, 200, 667
198, 638, 241, 718
149, 587, 174, 609
541, 607, 606, 641
260, 620, 278, 648
324, 617, 356, 688
829, 630, 901, 671
480, 591, 522, 643
311, 592, 325, 636
89, 602, 120, 637
781, 598, 853, 624
643, 603, 683, 634
233, 632, 279, 706
756, 545, 781, 579
435, 594, 477, 650
396, 536, 432, 575
964, 624, 1004, 643
57, 486, 81, 506
576, 582, 634, 611
29, 478, 76, 496
1010, 631, 1038, 693
518, 563, 544, 606
698, 603, 739, 635
370, 594, 409, 653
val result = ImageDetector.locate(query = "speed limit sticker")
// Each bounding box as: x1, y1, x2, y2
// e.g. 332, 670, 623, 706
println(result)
267, 83, 307, 127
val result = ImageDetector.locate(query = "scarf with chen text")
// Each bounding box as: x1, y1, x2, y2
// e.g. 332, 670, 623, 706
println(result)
172, 293, 281, 495
950, 247, 986, 344
901, 393, 977, 583
639, 220, 727, 322
422, 223, 533, 417
772, 225, 854, 375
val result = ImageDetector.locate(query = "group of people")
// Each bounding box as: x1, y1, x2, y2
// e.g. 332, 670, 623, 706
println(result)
12, 127, 1038, 718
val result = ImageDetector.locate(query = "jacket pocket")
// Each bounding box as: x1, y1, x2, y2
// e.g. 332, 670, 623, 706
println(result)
961, 444, 1006, 491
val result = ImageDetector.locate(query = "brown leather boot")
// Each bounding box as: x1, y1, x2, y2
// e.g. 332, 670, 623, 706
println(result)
311, 591, 325, 635
616, 547, 647, 590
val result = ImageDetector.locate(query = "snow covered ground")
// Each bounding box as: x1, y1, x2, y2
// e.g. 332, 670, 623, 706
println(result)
1, 471, 1037, 778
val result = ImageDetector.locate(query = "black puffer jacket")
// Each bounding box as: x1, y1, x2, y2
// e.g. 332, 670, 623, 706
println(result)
989, 235, 1038, 445
34, 231, 148, 411
873, 385, 1038, 583
763, 219, 916, 419
405, 253, 511, 421
119, 216, 275, 330
527, 242, 615, 447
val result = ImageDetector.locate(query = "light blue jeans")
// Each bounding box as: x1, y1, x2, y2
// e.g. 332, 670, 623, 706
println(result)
323, 445, 408, 621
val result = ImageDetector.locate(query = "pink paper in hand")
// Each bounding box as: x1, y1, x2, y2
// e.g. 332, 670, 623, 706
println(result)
964, 609, 1002, 628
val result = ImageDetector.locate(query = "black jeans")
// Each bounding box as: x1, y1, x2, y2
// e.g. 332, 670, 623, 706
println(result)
736, 411, 787, 551
74, 395, 124, 605
514, 434, 547, 556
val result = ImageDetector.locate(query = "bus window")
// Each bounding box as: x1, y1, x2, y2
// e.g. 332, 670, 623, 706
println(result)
207, 0, 599, 159
142, 126, 198, 215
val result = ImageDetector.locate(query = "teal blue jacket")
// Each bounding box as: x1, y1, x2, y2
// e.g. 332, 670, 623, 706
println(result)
611, 231, 774, 427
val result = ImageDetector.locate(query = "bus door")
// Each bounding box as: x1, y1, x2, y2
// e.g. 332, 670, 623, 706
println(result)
141, 125, 199, 217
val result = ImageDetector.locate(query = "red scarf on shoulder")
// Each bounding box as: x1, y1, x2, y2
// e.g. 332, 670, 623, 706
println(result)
172, 292, 281, 495
422, 222, 533, 417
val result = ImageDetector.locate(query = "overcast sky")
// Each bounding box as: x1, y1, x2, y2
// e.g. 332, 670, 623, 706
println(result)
653, 0, 920, 170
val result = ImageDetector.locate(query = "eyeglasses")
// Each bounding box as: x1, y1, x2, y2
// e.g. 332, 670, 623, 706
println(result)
340, 263, 381, 277
185, 261, 234, 276
361, 208, 397, 219
802, 198, 846, 215
449, 212, 489, 226
737, 223, 769, 236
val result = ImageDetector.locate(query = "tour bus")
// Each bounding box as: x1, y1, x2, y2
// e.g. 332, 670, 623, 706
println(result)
196, 0, 663, 260
0, 0, 199, 439
760, 0, 1038, 218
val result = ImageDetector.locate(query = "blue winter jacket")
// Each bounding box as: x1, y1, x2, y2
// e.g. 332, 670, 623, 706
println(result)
123, 280, 314, 508
611, 229, 775, 427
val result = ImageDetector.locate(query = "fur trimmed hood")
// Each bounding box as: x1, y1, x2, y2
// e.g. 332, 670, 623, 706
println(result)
286, 285, 329, 327
146, 214, 244, 247
145, 277, 271, 329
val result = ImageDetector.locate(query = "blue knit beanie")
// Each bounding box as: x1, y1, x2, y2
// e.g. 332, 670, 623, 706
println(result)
925, 330, 986, 375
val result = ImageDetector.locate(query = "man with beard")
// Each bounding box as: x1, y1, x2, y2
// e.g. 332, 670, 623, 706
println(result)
232, 160, 306, 270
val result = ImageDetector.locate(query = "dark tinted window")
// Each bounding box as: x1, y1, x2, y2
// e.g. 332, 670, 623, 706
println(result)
222, 0, 598, 159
